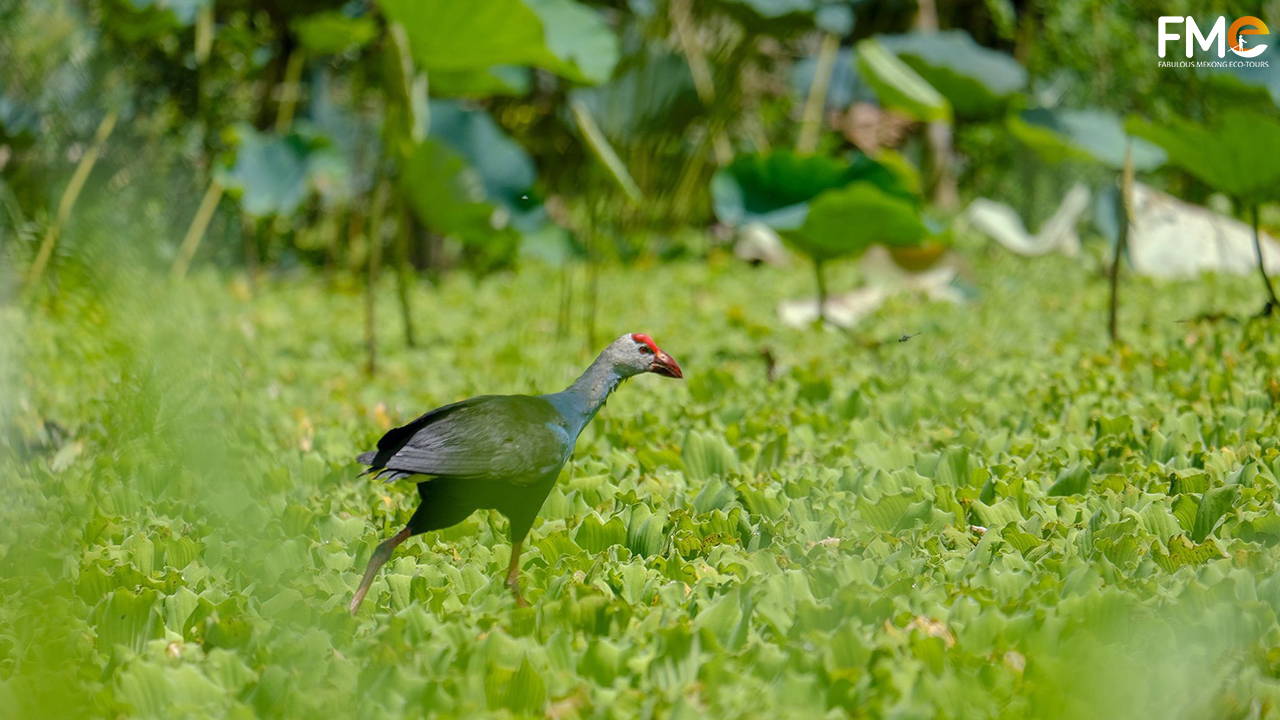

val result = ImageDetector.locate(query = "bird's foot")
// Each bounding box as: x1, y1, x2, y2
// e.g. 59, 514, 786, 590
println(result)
506, 577, 528, 607
349, 528, 411, 616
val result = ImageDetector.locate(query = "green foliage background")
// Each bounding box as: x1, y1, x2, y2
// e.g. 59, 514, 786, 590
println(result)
4, 0, 1280, 717
5, 252, 1280, 718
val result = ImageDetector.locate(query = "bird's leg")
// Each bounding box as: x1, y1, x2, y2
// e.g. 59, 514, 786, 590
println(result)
349, 526, 411, 615
505, 539, 528, 607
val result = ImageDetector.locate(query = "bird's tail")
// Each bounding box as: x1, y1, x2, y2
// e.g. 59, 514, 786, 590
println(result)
356, 450, 415, 483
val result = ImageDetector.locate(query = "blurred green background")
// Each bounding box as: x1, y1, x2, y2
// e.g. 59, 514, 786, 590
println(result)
4, 0, 1280, 718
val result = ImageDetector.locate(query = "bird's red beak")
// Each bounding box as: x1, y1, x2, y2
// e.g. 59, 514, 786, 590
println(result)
650, 349, 683, 379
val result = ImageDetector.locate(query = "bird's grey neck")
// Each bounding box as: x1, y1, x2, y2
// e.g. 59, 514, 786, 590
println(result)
549, 356, 622, 433
568, 357, 623, 408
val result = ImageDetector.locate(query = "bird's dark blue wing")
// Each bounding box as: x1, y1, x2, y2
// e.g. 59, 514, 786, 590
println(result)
357, 395, 571, 485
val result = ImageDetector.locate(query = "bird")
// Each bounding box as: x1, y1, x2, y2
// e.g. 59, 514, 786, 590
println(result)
349, 333, 683, 613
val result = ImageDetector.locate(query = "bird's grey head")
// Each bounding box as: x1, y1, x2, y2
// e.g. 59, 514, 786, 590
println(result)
602, 333, 683, 379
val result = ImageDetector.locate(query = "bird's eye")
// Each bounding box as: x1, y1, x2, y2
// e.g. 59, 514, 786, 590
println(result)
638, 344, 654, 355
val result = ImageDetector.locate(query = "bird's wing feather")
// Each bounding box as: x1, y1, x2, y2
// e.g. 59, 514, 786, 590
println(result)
359, 395, 570, 485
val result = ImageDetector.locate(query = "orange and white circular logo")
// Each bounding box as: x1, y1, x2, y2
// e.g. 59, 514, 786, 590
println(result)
1229, 16, 1269, 57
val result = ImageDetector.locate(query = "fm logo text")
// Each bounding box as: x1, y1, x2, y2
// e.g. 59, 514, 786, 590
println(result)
1158, 16, 1270, 58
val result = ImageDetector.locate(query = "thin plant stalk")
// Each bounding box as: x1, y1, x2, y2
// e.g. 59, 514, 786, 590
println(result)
347, 207, 365, 274
557, 263, 572, 341
814, 259, 828, 325
569, 98, 643, 204
26, 108, 118, 289
171, 180, 225, 280
241, 214, 260, 297
670, 0, 732, 164
275, 48, 306, 132
1108, 140, 1134, 344
1252, 203, 1278, 316
394, 199, 417, 347
584, 228, 599, 352
365, 180, 391, 376
797, 33, 840, 154
913, 0, 957, 210
194, 4, 214, 64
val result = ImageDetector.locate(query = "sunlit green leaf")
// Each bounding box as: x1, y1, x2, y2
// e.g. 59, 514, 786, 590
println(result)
379, 0, 618, 84
1127, 110, 1280, 199
856, 39, 951, 123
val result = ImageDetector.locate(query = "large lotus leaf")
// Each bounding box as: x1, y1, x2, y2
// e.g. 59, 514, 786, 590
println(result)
1127, 110, 1280, 200
429, 102, 543, 231
1202, 64, 1280, 107
712, 0, 813, 33
785, 182, 928, 261
400, 138, 521, 269
724, 0, 813, 18
813, 3, 854, 33
218, 125, 341, 217
309, 72, 374, 204
714, 0, 849, 33
1193, 45, 1280, 107
712, 152, 848, 230
790, 49, 873, 111
104, 0, 208, 41
878, 30, 1026, 119
712, 151, 912, 231
1010, 109, 1166, 171
400, 138, 497, 238
0, 93, 39, 145
291, 12, 377, 55
378, 0, 618, 84
569, 51, 700, 140
856, 39, 951, 123
382, 22, 430, 152
431, 67, 532, 98
530, 0, 620, 84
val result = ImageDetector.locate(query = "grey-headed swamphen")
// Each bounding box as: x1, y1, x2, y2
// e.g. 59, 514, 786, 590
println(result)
350, 333, 682, 613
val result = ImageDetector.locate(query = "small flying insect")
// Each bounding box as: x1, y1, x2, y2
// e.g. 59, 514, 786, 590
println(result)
898, 331, 921, 343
